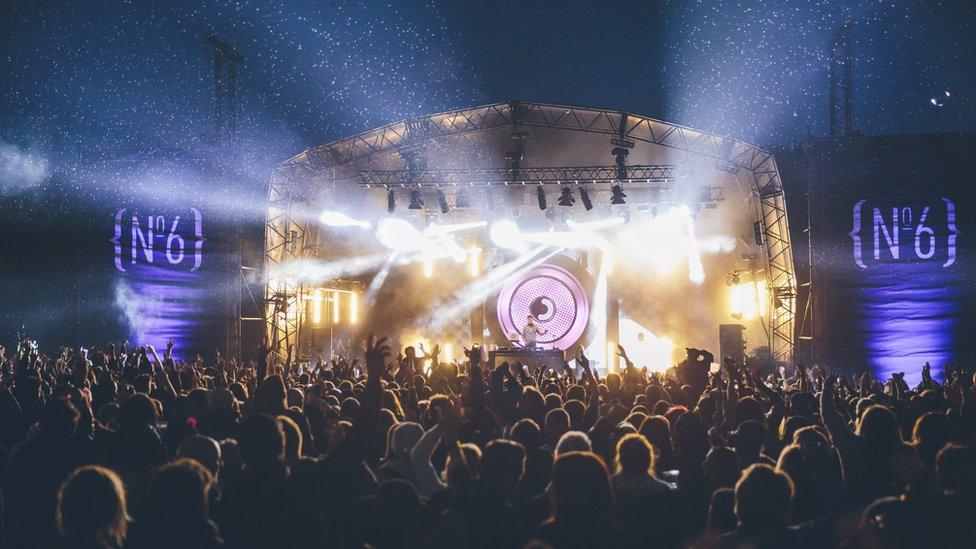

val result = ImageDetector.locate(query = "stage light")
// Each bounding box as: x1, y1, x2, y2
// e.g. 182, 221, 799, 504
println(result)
607, 340, 616, 372
319, 210, 370, 229
610, 184, 627, 205
579, 186, 593, 211
490, 220, 528, 253
558, 186, 575, 207
332, 291, 341, 323
377, 218, 429, 252
409, 188, 424, 209
536, 185, 547, 210
444, 343, 453, 363
729, 279, 767, 320
423, 253, 434, 278
387, 188, 396, 213
436, 188, 449, 213
349, 292, 358, 324
312, 289, 323, 325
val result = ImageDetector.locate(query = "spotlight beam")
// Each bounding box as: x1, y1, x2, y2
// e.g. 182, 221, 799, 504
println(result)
319, 210, 370, 229
424, 220, 488, 236
424, 246, 560, 332
280, 255, 388, 284
365, 251, 399, 306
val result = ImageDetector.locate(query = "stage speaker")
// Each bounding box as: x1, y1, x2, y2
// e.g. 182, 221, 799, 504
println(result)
753, 221, 764, 246
719, 324, 747, 367
494, 261, 590, 351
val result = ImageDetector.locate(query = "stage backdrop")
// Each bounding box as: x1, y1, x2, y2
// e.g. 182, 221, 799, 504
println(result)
0, 148, 248, 360
781, 134, 976, 384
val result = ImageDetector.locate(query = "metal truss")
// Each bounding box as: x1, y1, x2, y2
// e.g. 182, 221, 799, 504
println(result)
357, 164, 675, 186
753, 154, 796, 364
263, 168, 320, 362
268, 101, 797, 363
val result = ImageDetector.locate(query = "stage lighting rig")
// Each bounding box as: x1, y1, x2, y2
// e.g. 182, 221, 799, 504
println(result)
579, 185, 593, 211
536, 185, 547, 210
409, 187, 424, 210
558, 186, 575, 207
387, 188, 396, 213
610, 184, 627, 205
436, 188, 449, 213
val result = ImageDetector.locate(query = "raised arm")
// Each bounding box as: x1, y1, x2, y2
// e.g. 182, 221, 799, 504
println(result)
328, 334, 387, 465
146, 344, 177, 399
819, 375, 856, 472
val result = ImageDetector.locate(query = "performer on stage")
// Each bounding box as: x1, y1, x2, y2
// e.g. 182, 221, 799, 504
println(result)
521, 314, 548, 348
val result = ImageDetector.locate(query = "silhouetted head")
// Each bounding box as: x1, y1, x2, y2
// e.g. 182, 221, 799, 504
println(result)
146, 458, 214, 521
734, 463, 794, 529
936, 443, 976, 495
42, 398, 80, 439
707, 488, 736, 534
177, 435, 222, 477
387, 421, 423, 461
238, 413, 284, 468
509, 418, 542, 449
912, 411, 951, 464
550, 451, 615, 525
544, 408, 571, 443
57, 465, 128, 546
614, 433, 654, 476
117, 393, 157, 430
479, 440, 526, 497
256, 374, 287, 412
731, 420, 766, 461
704, 446, 738, 490
857, 405, 904, 454
555, 431, 592, 455
278, 415, 303, 464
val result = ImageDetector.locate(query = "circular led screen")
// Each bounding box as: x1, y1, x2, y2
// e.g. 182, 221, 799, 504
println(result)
496, 263, 590, 350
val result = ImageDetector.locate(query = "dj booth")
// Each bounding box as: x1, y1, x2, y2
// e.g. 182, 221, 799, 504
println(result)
488, 347, 566, 373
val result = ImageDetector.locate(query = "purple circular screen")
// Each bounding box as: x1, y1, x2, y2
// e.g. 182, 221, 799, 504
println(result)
497, 264, 589, 350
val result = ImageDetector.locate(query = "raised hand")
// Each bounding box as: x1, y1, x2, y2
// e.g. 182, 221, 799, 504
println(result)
464, 345, 483, 369
576, 347, 590, 372
616, 344, 634, 368
364, 333, 391, 379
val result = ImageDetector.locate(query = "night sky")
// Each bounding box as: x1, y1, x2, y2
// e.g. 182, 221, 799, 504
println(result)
0, 0, 974, 353
2, 0, 974, 174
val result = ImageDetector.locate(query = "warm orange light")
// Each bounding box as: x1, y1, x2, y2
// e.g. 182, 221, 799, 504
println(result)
312, 289, 323, 325
332, 290, 340, 323
349, 292, 358, 324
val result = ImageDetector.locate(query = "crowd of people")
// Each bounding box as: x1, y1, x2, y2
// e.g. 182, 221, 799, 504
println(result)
0, 336, 974, 548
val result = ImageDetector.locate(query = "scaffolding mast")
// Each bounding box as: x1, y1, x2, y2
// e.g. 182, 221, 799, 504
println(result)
204, 33, 243, 145
829, 21, 854, 138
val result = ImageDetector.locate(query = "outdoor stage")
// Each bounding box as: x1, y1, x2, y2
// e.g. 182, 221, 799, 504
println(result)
261, 101, 796, 372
